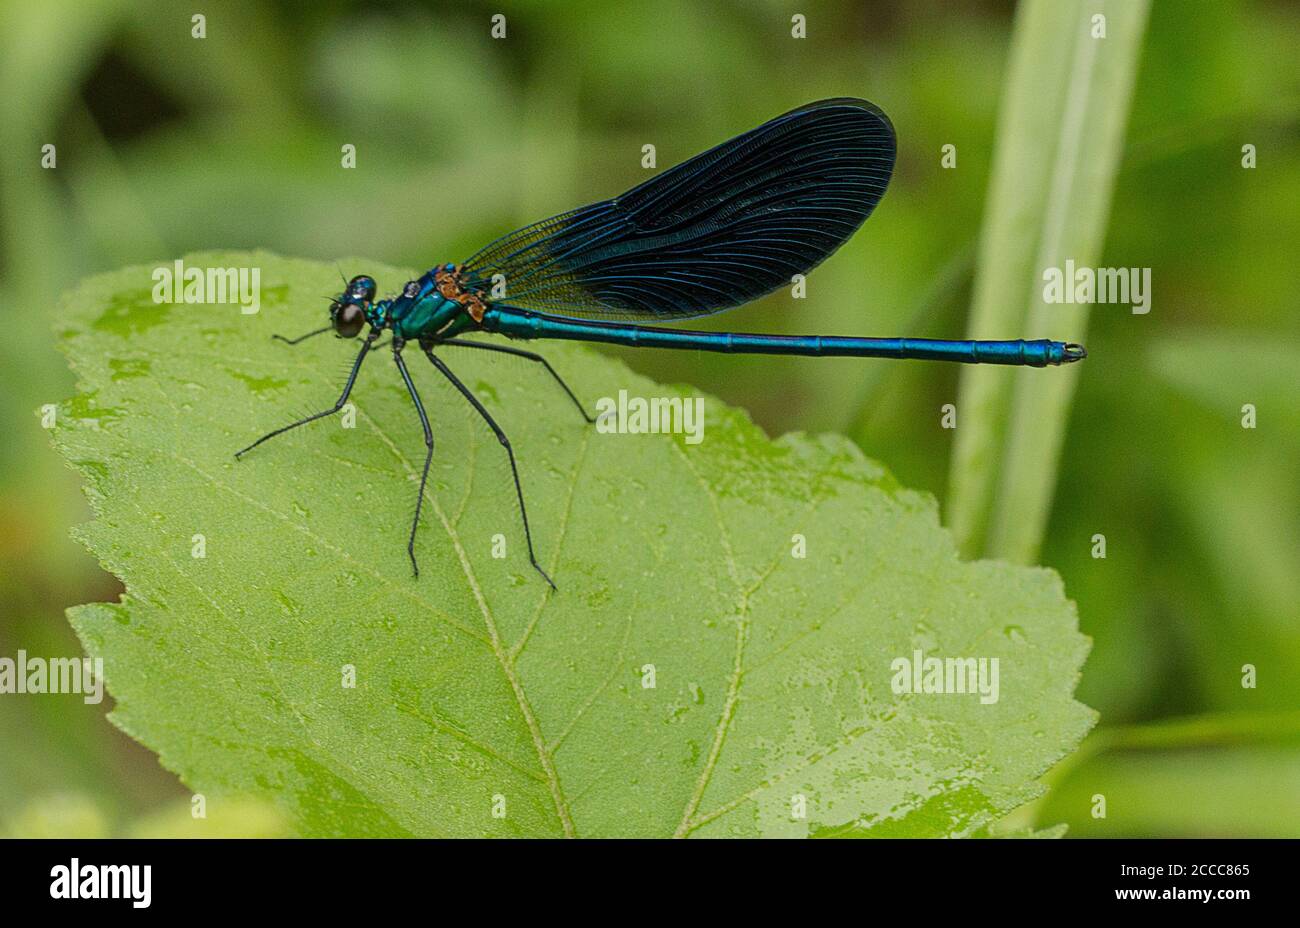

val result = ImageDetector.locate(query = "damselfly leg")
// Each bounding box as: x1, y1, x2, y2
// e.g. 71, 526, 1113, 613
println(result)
424, 348, 557, 590
392, 341, 435, 578
271, 326, 331, 345
272, 328, 390, 352
235, 331, 378, 458
441, 338, 596, 424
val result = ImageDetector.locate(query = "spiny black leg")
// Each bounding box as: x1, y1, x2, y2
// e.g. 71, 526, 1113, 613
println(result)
235, 332, 377, 458
393, 341, 434, 578
272, 325, 331, 345
424, 348, 557, 591
441, 338, 595, 423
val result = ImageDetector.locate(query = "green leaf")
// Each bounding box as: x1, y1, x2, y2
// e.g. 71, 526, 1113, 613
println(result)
52, 252, 1094, 837
948, 0, 1150, 563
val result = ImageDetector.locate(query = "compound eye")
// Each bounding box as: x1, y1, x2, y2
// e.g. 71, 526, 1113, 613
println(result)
333, 302, 365, 338
348, 275, 377, 303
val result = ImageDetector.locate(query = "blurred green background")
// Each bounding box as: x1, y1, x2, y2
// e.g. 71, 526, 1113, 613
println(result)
0, 0, 1296, 837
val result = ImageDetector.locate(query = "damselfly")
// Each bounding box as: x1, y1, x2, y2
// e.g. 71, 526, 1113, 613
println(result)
236, 98, 1085, 588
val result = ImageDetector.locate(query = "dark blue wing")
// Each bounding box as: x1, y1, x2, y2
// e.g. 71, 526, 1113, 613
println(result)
459, 98, 896, 321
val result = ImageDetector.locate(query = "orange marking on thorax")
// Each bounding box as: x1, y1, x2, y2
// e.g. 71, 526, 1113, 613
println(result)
434, 265, 488, 323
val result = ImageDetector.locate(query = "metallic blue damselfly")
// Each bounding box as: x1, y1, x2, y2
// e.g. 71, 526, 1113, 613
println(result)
236, 98, 1086, 588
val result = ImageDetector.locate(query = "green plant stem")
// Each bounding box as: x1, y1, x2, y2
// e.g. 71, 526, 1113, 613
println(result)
949, 0, 1150, 563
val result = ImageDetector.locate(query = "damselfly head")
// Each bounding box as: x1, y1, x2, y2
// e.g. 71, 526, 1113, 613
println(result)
330, 274, 378, 338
